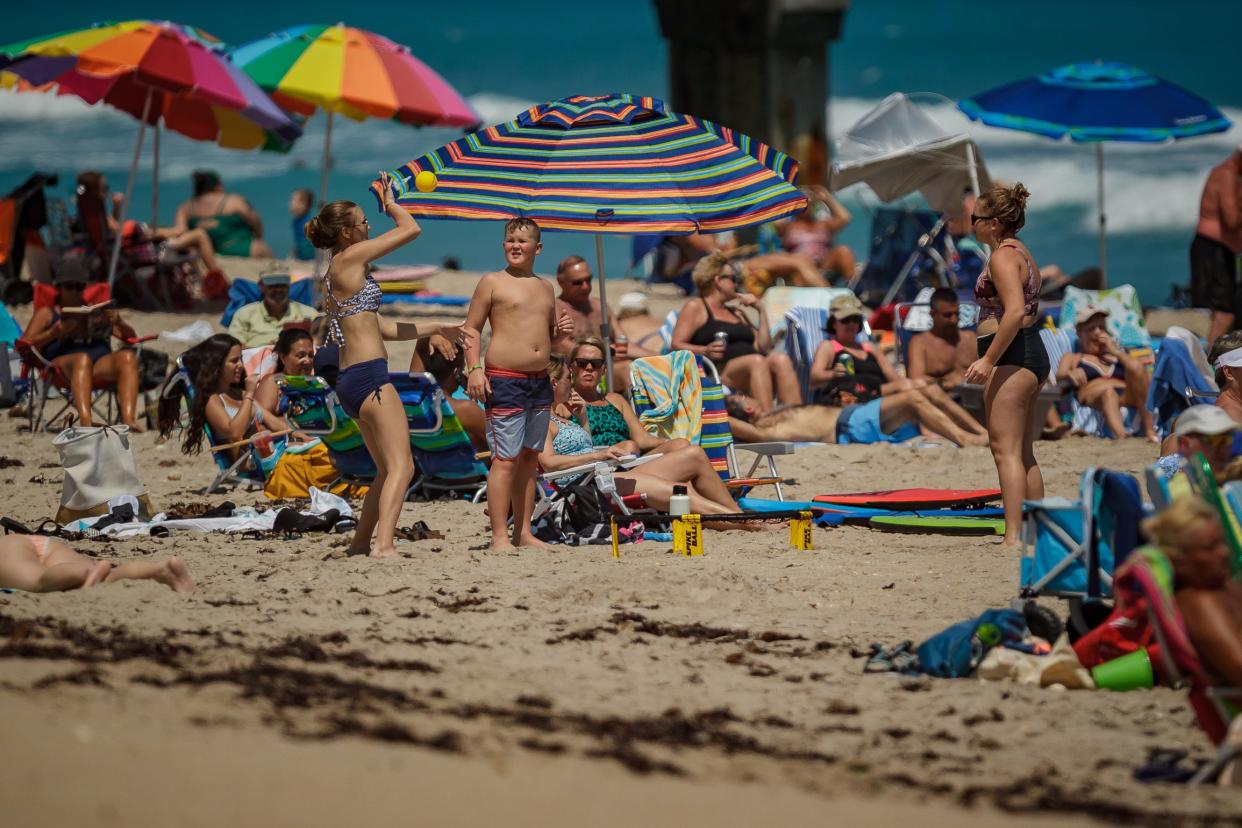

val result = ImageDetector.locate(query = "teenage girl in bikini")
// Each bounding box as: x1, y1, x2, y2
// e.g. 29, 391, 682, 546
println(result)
964, 183, 1048, 546
305, 173, 464, 558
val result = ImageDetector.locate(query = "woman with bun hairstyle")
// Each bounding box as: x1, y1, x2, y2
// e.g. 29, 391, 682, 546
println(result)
305, 174, 463, 558
963, 183, 1048, 546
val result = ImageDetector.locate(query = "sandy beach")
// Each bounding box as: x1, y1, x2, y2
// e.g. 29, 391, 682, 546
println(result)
3, 259, 1241, 826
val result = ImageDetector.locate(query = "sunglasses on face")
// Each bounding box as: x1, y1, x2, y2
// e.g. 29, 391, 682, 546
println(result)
1197, 432, 1233, 449
718, 271, 736, 282
971, 214, 992, 224
836, 315, 863, 325
573, 358, 605, 370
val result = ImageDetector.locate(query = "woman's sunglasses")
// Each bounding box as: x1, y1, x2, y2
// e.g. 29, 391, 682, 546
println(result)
573, 358, 605, 370
970, 213, 992, 224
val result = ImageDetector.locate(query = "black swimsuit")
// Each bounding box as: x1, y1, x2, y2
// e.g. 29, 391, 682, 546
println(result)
688, 298, 757, 366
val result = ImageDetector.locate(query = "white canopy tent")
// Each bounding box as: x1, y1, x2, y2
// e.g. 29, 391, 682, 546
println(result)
829, 92, 991, 214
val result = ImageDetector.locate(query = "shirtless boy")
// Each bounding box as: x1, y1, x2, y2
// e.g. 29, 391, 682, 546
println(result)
465, 219, 574, 551
906, 288, 977, 389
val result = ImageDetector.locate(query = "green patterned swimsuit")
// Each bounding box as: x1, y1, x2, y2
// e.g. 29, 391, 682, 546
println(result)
586, 401, 630, 447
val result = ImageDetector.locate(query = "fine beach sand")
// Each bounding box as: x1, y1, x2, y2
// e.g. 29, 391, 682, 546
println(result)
3, 258, 1241, 825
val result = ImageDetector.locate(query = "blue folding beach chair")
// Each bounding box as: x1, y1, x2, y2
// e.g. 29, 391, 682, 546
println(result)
1020, 467, 1143, 632
279, 375, 377, 494
394, 372, 488, 502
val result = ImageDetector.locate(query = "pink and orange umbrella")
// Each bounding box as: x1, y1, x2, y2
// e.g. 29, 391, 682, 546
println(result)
0, 20, 303, 285
227, 23, 479, 202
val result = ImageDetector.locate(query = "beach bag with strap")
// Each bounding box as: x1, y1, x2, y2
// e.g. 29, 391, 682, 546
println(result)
51, 425, 152, 523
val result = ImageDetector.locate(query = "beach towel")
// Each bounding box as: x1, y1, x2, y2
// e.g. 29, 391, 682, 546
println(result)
630, 350, 702, 443
1163, 325, 1216, 389
242, 345, 277, 380
1147, 337, 1218, 438
262, 440, 360, 499
0, 302, 19, 346
1061, 285, 1151, 349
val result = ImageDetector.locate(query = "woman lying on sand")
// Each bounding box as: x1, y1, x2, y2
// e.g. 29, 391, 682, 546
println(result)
725, 390, 988, 447
539, 355, 742, 518
0, 535, 195, 594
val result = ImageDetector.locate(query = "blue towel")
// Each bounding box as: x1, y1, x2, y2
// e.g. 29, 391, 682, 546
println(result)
1146, 338, 1216, 437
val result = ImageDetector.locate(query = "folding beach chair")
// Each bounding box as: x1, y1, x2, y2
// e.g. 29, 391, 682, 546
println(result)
784, 306, 874, 403
630, 351, 793, 500
162, 357, 285, 494
656, 309, 679, 355
393, 372, 488, 502
1078, 546, 1241, 785
762, 286, 854, 340
279, 375, 377, 495
1147, 337, 1219, 439
1038, 325, 1145, 438
16, 282, 157, 432
1020, 467, 1143, 633
1060, 285, 1152, 351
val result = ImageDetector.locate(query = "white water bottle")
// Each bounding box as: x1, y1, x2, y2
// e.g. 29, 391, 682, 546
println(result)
669, 484, 690, 516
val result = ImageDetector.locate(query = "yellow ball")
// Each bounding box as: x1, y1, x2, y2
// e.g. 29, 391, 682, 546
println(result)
414, 171, 438, 193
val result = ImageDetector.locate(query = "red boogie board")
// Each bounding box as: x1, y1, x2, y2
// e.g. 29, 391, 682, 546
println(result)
812, 488, 1001, 510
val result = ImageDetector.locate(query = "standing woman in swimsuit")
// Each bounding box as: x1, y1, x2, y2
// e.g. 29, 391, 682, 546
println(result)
305, 174, 462, 558
964, 183, 1048, 546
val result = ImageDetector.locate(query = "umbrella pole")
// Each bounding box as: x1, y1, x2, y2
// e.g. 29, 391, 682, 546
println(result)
152, 118, 173, 309
965, 142, 981, 197
318, 110, 335, 206
595, 232, 614, 393
151, 119, 160, 227
1096, 143, 1107, 284
108, 88, 153, 290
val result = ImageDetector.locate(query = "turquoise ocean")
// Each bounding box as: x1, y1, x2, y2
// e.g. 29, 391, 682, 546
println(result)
1, 0, 1239, 305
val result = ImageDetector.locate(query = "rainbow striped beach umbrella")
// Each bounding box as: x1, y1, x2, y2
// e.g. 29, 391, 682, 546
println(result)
227, 23, 479, 203
0, 20, 303, 287
382, 93, 808, 387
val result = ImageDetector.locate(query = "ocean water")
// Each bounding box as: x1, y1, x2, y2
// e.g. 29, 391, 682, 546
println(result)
1, 0, 1239, 305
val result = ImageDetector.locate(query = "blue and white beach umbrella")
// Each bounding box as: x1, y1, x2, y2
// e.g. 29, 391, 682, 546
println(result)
959, 61, 1232, 276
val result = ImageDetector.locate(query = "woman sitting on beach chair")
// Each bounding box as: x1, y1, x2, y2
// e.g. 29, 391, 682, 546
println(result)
540, 355, 742, 517
20, 261, 146, 430
1143, 497, 1242, 690
671, 251, 801, 413
567, 336, 689, 457
253, 327, 316, 423
1056, 306, 1157, 441
157, 334, 290, 460
810, 293, 988, 445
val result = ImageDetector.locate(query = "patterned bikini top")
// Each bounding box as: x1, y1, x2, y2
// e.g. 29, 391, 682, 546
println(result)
975, 240, 1040, 323
552, 415, 595, 458
323, 267, 383, 346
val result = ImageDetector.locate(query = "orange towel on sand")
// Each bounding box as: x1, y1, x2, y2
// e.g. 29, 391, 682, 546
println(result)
263, 441, 365, 500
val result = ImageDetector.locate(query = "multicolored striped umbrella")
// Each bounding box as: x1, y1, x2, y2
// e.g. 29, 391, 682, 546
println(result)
0, 21, 301, 150
382, 93, 808, 387
384, 94, 806, 233
0, 20, 303, 289
227, 23, 478, 202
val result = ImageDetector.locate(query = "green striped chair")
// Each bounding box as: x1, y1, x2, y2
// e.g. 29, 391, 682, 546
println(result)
279, 374, 376, 493
394, 372, 488, 502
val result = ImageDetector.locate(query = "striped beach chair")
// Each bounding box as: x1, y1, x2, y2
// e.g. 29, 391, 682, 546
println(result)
279, 375, 376, 493
630, 351, 792, 499
395, 373, 488, 502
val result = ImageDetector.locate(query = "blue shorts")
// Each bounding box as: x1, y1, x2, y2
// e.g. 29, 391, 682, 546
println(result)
835, 398, 920, 445
485, 367, 552, 460
336, 358, 390, 419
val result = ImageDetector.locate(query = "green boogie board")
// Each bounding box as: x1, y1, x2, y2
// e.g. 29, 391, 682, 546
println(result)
868, 515, 1006, 535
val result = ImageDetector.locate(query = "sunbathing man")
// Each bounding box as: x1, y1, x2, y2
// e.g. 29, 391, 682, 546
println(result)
906, 288, 977, 389
725, 389, 988, 447
464, 218, 575, 551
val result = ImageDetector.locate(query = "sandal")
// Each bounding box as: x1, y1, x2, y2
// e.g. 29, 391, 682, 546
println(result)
395, 520, 443, 542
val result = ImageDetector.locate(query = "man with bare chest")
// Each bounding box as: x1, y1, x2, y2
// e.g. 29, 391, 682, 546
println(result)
906, 288, 977, 389
554, 256, 621, 342
1191, 148, 1242, 344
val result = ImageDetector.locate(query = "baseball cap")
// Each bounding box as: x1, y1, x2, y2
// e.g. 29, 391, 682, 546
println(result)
1172, 404, 1239, 438
1074, 304, 1109, 327
259, 271, 291, 287
617, 291, 648, 314
53, 258, 92, 285
828, 292, 865, 321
